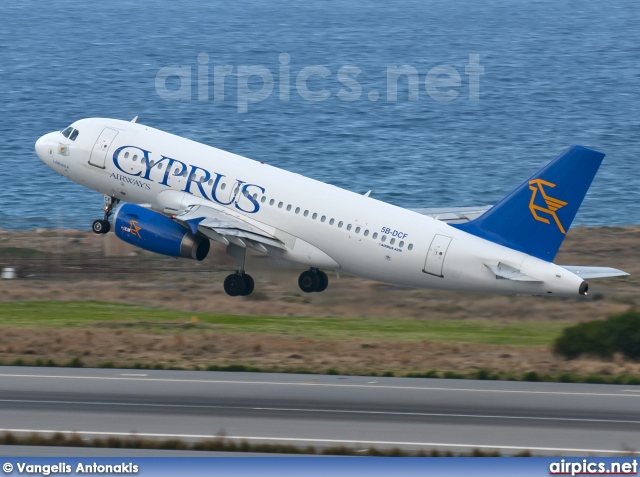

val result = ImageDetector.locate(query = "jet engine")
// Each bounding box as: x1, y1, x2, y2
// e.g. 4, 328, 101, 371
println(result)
113, 203, 210, 261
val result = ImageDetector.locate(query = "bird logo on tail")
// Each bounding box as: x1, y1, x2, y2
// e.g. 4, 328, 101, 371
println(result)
528, 179, 568, 234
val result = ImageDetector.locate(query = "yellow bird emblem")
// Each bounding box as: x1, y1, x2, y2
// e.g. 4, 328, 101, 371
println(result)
528, 179, 568, 234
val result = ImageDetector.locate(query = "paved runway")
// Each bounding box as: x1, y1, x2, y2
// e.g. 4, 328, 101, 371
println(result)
0, 367, 639, 456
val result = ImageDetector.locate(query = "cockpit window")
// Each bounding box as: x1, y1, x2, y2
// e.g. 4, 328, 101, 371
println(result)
69, 129, 79, 141
61, 127, 73, 138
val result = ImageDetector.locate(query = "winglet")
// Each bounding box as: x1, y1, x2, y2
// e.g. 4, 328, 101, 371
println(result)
183, 217, 205, 235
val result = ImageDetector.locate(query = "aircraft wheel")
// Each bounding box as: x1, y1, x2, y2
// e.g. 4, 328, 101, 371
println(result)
224, 274, 246, 297
92, 219, 110, 235
298, 270, 319, 293
316, 270, 329, 292
241, 274, 255, 296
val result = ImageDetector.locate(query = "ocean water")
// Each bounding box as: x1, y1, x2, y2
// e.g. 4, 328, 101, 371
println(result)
0, 0, 639, 230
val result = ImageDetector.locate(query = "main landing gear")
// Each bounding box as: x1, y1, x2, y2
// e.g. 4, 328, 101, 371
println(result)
92, 195, 119, 235
298, 268, 329, 293
222, 244, 330, 297
223, 272, 255, 297
223, 242, 255, 297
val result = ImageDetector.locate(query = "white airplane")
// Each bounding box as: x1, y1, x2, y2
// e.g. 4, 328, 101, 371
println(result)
35, 118, 628, 297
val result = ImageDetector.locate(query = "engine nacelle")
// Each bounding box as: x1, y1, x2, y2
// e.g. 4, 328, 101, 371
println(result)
113, 203, 210, 261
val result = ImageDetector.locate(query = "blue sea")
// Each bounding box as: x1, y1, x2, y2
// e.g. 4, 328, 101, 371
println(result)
1, 0, 639, 230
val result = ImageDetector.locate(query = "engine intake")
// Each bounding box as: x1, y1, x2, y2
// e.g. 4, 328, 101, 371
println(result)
113, 203, 210, 261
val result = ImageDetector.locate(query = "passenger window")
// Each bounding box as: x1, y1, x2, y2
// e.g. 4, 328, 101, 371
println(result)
408, 244, 414, 250
399, 241, 404, 248
381, 236, 387, 242
373, 232, 378, 239
286, 204, 292, 211
364, 230, 369, 236
278, 201, 283, 208
69, 129, 79, 141
338, 221, 343, 228
244, 189, 249, 196
124, 152, 130, 159
355, 227, 361, 234
208, 179, 213, 186
133, 154, 138, 161
390, 238, 395, 245
330, 218, 335, 225
221, 183, 227, 190
61, 127, 73, 138
157, 163, 163, 170
312, 213, 317, 220
149, 160, 155, 167
174, 168, 181, 175
321, 216, 326, 223
253, 193, 258, 200
295, 207, 300, 214
261, 196, 266, 203
304, 210, 309, 217
269, 199, 275, 206
346, 224, 352, 231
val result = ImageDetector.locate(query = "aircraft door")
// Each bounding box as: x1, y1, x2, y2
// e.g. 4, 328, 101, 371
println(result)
89, 128, 119, 169
423, 234, 452, 277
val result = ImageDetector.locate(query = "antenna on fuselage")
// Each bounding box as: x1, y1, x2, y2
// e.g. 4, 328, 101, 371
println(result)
131, 116, 138, 123
364, 190, 372, 197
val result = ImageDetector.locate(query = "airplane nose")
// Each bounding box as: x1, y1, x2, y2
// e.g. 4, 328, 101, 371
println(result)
35, 135, 49, 161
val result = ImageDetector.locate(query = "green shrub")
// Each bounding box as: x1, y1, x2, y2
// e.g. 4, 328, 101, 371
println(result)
554, 310, 640, 360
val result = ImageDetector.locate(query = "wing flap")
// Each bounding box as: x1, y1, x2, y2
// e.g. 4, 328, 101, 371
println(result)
561, 266, 629, 279
174, 204, 286, 251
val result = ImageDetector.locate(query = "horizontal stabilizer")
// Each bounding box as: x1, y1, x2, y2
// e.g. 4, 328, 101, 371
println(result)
484, 263, 542, 282
412, 206, 492, 223
561, 266, 629, 279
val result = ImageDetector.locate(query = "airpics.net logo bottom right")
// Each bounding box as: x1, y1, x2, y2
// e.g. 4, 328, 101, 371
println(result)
549, 459, 638, 476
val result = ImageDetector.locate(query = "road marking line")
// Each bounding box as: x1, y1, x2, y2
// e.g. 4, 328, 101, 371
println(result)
0, 373, 636, 398
0, 398, 637, 425
0, 428, 637, 455
119, 374, 148, 377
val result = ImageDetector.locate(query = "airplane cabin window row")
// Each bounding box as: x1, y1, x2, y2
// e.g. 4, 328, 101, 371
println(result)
256, 195, 414, 252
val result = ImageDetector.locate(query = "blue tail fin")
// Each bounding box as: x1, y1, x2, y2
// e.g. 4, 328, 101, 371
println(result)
451, 146, 605, 261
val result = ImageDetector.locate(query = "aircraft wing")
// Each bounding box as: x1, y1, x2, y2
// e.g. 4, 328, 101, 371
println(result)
560, 266, 629, 279
410, 206, 492, 223
173, 204, 286, 252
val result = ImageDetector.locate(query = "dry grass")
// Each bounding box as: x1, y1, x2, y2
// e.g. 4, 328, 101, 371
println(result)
1, 325, 640, 378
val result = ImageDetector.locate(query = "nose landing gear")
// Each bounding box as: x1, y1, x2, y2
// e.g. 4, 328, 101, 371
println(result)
92, 195, 119, 235
298, 268, 329, 293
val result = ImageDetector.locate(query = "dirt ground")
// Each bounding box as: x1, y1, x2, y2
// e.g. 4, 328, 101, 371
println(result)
0, 226, 638, 376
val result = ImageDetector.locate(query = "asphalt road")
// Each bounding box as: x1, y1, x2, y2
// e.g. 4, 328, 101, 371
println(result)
0, 367, 639, 456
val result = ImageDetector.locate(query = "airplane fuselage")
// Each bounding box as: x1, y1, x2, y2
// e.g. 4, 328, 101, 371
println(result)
35, 118, 586, 296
